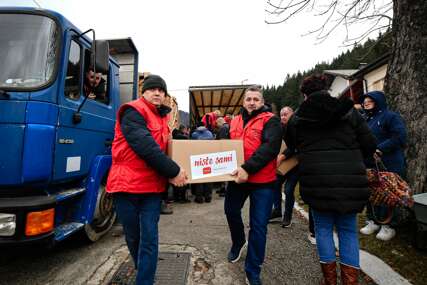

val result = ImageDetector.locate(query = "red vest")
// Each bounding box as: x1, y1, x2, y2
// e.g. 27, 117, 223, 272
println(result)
202, 112, 217, 129
106, 98, 170, 194
230, 112, 276, 183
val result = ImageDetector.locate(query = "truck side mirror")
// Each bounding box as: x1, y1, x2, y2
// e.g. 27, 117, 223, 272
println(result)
91, 40, 109, 73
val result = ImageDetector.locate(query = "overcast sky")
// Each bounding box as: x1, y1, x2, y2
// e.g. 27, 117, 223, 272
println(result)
3, 0, 366, 111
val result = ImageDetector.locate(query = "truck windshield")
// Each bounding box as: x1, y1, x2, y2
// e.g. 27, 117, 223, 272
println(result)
0, 14, 58, 90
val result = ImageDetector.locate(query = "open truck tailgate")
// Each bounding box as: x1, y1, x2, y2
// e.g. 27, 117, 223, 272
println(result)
189, 85, 253, 127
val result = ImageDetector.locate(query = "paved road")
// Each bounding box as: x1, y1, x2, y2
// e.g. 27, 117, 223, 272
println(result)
0, 194, 374, 285
0, 225, 126, 285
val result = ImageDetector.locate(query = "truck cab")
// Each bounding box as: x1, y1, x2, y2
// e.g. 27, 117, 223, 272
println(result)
0, 8, 138, 245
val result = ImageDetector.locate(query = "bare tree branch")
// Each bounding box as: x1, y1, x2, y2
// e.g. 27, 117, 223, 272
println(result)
265, 0, 312, 24
265, 0, 393, 44
266, 0, 309, 12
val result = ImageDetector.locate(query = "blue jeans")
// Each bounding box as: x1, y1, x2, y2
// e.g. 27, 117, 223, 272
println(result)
114, 193, 162, 285
312, 210, 359, 268
273, 169, 298, 220
224, 183, 274, 280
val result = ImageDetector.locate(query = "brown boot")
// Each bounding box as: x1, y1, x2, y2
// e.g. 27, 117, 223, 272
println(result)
340, 263, 360, 285
320, 262, 337, 285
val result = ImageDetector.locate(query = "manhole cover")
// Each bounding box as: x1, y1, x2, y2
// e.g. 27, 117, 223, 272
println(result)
109, 252, 191, 285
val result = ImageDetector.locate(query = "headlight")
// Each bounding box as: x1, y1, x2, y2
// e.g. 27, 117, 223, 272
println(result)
0, 213, 16, 236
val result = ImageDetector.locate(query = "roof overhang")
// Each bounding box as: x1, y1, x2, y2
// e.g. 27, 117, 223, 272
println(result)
324, 69, 359, 79
349, 53, 390, 80
189, 84, 254, 125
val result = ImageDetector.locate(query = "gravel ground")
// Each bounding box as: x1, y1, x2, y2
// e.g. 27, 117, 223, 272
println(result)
159, 194, 322, 285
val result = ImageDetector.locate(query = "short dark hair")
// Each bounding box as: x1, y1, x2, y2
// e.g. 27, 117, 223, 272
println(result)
243, 85, 263, 99
300, 74, 328, 96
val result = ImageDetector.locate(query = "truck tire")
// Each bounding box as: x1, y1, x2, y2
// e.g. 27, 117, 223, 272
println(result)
84, 177, 116, 242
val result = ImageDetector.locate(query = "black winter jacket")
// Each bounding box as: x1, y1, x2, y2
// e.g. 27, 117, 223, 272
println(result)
216, 123, 230, 140
120, 107, 180, 179
285, 91, 377, 214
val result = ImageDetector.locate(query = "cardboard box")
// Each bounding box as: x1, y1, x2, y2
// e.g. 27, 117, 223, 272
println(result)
277, 157, 298, 176
168, 139, 244, 183
277, 142, 298, 176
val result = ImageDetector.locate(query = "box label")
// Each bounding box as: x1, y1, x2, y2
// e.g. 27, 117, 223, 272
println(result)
190, 150, 237, 180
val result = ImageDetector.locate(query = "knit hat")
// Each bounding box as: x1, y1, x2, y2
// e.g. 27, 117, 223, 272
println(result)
141, 74, 167, 94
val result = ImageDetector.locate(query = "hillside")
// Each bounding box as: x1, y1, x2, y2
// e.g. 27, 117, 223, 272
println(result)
264, 32, 392, 111
179, 110, 189, 127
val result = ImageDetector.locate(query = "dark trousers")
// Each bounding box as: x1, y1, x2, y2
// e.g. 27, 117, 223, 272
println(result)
224, 183, 273, 280
366, 202, 398, 226
114, 193, 162, 285
194, 183, 213, 199
273, 168, 299, 220
173, 185, 188, 200
272, 174, 285, 212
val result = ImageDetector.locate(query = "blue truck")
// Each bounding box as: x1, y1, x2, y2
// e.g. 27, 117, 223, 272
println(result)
0, 7, 139, 245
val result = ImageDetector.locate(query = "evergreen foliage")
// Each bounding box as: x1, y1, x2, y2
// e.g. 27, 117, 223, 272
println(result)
264, 32, 392, 112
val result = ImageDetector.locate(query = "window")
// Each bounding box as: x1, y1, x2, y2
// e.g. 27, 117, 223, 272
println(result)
83, 49, 109, 104
64, 40, 81, 100
0, 14, 59, 89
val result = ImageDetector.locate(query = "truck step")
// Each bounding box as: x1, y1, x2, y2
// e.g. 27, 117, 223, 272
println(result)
54, 222, 85, 241
55, 187, 86, 202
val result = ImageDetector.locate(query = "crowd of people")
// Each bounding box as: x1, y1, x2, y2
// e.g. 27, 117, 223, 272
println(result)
106, 73, 408, 285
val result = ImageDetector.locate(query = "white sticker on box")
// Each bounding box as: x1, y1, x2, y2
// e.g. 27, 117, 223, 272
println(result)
190, 150, 237, 180
66, 156, 81, 172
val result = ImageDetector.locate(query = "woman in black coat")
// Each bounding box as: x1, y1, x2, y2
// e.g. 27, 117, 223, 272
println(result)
285, 74, 376, 285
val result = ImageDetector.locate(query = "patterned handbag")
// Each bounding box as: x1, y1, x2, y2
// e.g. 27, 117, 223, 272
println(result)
367, 160, 414, 208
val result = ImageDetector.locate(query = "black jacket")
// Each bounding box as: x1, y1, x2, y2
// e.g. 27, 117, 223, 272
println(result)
216, 123, 230, 140
281, 124, 295, 159
120, 107, 180, 179
172, 129, 188, 140
285, 91, 377, 214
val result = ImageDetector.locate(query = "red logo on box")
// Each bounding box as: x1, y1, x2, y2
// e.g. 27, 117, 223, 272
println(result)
203, 167, 212, 175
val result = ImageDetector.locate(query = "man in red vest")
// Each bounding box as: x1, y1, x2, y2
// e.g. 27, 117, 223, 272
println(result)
106, 75, 187, 285
224, 85, 282, 285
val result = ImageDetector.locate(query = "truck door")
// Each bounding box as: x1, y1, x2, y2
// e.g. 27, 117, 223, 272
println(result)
54, 34, 115, 181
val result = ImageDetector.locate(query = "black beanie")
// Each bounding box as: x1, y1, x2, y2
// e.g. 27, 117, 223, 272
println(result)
141, 75, 167, 94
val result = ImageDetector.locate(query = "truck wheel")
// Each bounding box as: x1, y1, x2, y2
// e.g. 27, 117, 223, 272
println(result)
84, 178, 116, 242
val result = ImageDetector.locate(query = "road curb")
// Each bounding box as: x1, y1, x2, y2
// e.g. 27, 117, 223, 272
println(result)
292, 201, 413, 285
